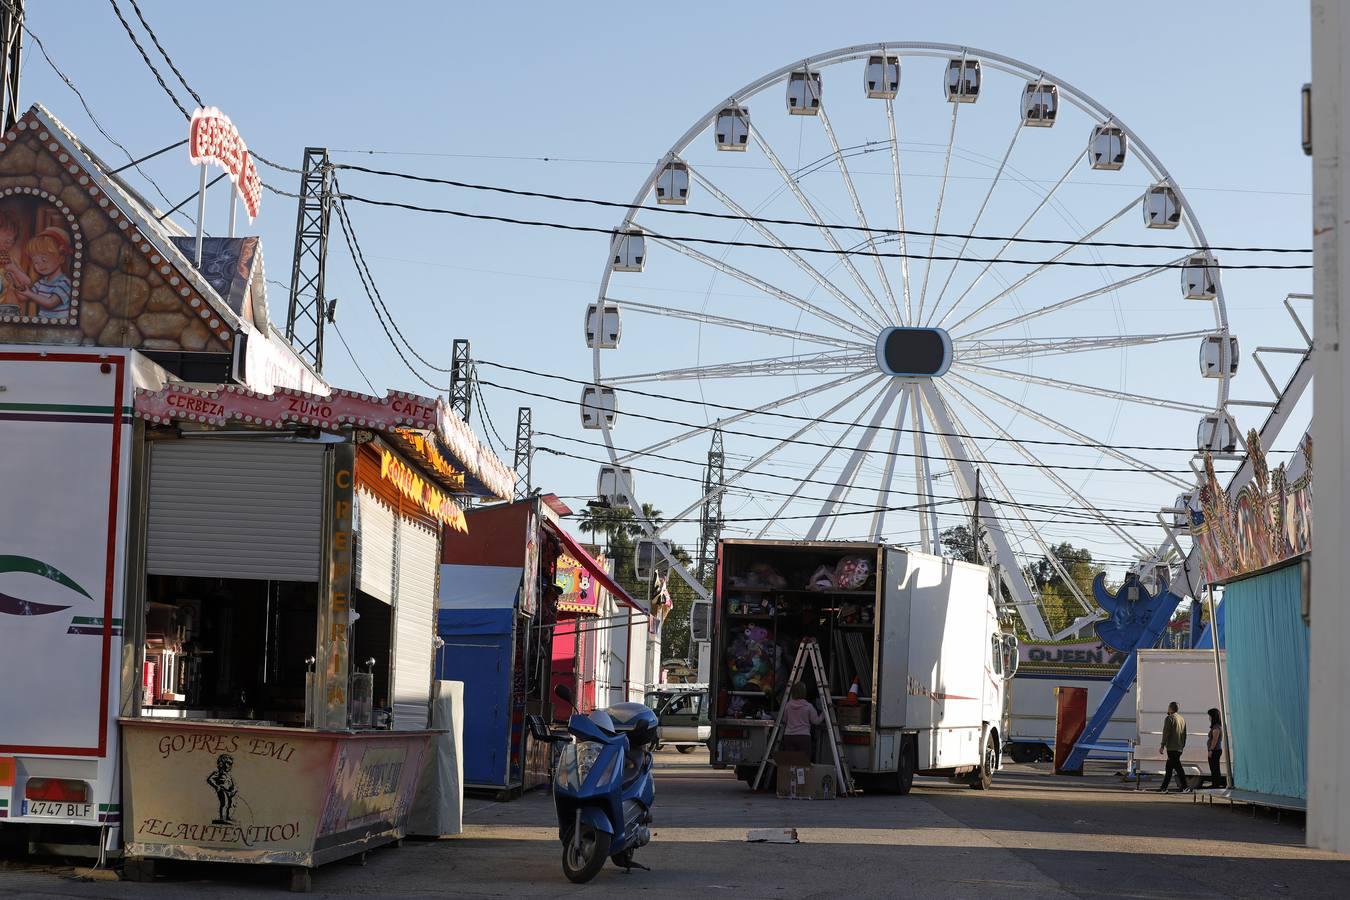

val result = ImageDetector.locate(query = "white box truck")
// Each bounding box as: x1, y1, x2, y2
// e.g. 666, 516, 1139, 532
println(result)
709, 540, 1016, 793
1005, 642, 1137, 763
0, 347, 153, 855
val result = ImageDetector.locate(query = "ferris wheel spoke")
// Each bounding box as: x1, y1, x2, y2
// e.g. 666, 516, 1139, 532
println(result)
869, 386, 910, 541
945, 370, 1193, 490
933, 383, 1094, 614
941, 195, 1137, 333
955, 330, 1213, 364
804, 382, 903, 541
938, 382, 1152, 559
916, 382, 1051, 640
884, 97, 913, 324
911, 392, 941, 554
608, 350, 872, 385
615, 372, 869, 465
686, 165, 886, 330
817, 104, 902, 324
913, 102, 962, 325
925, 120, 1026, 326
954, 361, 1211, 414
614, 297, 870, 350
646, 233, 876, 338
750, 128, 890, 328
957, 255, 1188, 341
653, 374, 889, 539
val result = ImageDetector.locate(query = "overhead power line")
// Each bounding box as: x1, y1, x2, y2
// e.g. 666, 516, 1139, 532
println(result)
333, 191, 1311, 270
535, 445, 1164, 530
475, 377, 1202, 476
334, 162, 1312, 255
533, 428, 1175, 518
474, 359, 1290, 457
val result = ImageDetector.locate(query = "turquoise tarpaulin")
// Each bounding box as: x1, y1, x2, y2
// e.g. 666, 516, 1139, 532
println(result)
1223, 562, 1308, 801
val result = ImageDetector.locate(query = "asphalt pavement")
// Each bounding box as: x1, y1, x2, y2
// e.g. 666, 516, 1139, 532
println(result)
1, 752, 1345, 898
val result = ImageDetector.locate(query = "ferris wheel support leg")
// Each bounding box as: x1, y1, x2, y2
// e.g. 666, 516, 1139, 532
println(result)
916, 382, 1050, 640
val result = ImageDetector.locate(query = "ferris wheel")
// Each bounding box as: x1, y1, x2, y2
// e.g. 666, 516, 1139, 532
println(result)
582, 43, 1236, 640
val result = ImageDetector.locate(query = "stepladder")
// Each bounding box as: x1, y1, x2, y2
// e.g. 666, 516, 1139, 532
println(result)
751, 638, 855, 796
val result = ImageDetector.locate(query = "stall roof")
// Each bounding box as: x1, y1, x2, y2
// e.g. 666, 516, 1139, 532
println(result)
543, 520, 646, 614
135, 381, 515, 500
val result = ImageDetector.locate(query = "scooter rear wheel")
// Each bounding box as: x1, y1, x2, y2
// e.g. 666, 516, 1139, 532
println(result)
562, 825, 612, 884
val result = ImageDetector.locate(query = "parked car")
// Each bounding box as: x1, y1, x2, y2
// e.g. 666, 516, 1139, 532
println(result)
645, 684, 711, 753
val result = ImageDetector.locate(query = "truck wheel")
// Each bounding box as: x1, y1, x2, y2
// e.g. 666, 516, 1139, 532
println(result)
677, 745, 697, 754
1009, 743, 1037, 765
969, 734, 996, 790
898, 739, 916, 795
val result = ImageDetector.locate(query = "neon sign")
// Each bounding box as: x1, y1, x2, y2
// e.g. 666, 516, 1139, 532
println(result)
188, 107, 262, 221
379, 449, 466, 532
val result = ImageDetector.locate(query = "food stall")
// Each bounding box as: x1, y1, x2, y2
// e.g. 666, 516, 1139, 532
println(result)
437, 499, 646, 797
0, 103, 512, 887
121, 384, 512, 883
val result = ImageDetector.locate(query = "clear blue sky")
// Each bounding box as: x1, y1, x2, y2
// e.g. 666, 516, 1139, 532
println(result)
25, 1, 1314, 576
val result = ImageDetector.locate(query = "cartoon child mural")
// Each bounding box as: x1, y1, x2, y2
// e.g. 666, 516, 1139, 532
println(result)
0, 211, 31, 313
18, 226, 72, 320
206, 753, 239, 825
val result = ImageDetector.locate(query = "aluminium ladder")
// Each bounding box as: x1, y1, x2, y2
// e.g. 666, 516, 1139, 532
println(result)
751, 638, 854, 796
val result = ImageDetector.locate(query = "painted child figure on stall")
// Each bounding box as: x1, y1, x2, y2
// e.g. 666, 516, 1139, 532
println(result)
206, 753, 239, 825
18, 227, 72, 320
0, 212, 32, 313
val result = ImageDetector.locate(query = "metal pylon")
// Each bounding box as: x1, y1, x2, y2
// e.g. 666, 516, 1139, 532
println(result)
697, 429, 724, 585
284, 148, 332, 372
449, 339, 472, 423
513, 407, 532, 500
0, 1, 22, 133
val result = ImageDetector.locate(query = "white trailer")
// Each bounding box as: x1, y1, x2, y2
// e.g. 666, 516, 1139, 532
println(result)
1134, 649, 1226, 784
0, 347, 157, 854
710, 540, 1016, 793
1006, 669, 1136, 763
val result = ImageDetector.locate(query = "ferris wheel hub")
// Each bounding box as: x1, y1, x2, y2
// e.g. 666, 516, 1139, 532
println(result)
875, 326, 954, 377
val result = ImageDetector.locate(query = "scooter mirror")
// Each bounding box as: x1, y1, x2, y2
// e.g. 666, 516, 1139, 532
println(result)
555, 683, 575, 706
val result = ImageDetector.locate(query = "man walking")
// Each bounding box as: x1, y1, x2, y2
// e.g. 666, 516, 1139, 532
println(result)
1155, 701, 1192, 793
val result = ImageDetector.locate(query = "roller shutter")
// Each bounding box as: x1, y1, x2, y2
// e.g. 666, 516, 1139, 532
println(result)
355, 489, 397, 603
146, 440, 325, 581
391, 520, 440, 730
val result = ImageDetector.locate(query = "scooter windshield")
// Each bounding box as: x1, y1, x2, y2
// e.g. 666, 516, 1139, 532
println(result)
586, 709, 617, 734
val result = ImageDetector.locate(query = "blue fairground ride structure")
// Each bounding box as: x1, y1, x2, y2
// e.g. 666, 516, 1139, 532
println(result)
1057, 571, 1194, 773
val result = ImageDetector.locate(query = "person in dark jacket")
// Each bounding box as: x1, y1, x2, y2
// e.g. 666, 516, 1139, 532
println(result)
1155, 701, 1192, 793
1194, 708, 1226, 789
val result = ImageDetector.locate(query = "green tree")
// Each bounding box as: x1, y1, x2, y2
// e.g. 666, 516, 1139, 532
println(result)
1027, 543, 1099, 637
939, 525, 977, 563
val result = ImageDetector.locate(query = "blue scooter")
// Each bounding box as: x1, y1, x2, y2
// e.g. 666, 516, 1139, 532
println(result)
551, 684, 657, 883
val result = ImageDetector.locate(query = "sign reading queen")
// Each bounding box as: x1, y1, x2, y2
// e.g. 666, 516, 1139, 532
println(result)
188, 107, 261, 221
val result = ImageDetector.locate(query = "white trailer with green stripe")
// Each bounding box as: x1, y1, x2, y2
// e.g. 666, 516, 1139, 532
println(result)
0, 346, 161, 855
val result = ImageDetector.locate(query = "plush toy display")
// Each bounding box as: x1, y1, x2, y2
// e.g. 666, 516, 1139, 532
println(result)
727, 624, 776, 692
833, 555, 871, 591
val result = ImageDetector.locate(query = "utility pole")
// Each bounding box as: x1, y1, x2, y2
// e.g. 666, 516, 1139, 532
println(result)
970, 468, 982, 565
697, 429, 725, 585
449, 339, 472, 423
513, 407, 532, 500
0, 1, 21, 133
284, 148, 332, 372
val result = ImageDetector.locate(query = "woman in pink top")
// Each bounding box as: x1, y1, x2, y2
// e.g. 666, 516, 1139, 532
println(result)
780, 682, 822, 757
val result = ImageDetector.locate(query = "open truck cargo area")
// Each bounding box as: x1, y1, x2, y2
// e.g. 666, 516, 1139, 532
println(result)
710, 539, 1016, 794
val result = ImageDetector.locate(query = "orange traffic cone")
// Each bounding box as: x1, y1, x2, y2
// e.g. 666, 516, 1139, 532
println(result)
844, 677, 860, 706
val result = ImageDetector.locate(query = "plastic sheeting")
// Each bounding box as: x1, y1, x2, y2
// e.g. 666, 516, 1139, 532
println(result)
437, 609, 514, 788
1224, 563, 1309, 802
408, 680, 464, 836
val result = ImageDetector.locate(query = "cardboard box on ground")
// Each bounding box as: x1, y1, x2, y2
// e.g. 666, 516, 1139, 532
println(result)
774, 750, 838, 799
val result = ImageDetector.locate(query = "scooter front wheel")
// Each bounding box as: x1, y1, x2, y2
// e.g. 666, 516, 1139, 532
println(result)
562, 824, 612, 884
